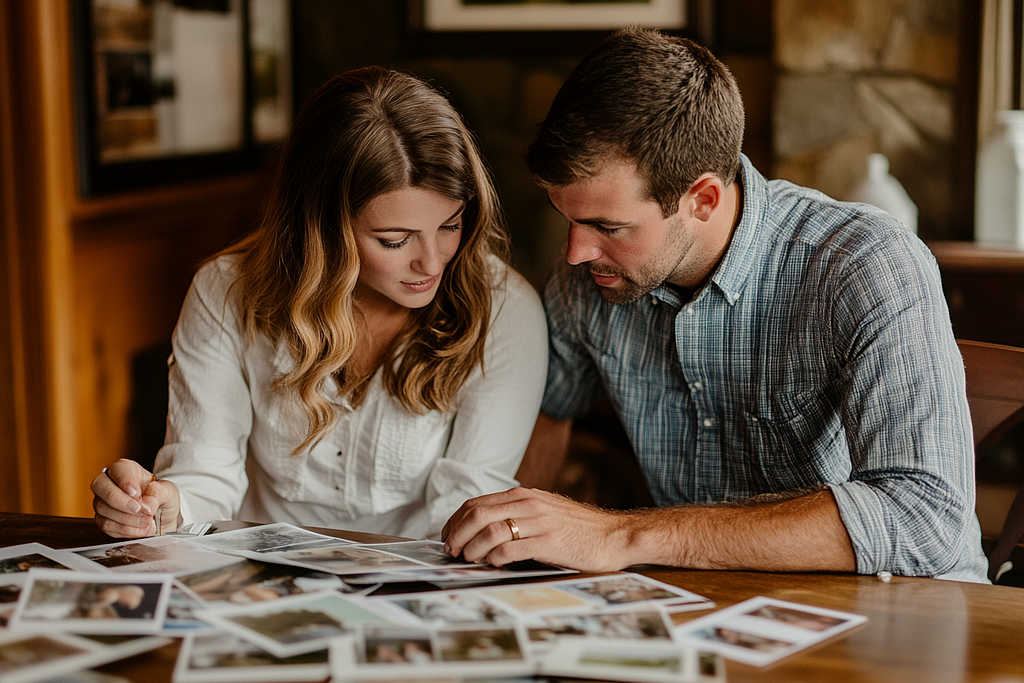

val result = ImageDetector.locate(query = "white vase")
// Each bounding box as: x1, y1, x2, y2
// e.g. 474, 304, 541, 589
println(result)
976, 110, 1024, 248
850, 153, 918, 234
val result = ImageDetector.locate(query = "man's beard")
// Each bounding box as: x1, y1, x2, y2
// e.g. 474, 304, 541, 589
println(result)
582, 263, 664, 305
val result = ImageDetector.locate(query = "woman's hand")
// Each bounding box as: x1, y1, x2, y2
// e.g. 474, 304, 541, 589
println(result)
91, 459, 181, 538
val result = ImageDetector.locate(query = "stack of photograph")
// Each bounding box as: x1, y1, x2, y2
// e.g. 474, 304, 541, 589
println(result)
0, 522, 866, 682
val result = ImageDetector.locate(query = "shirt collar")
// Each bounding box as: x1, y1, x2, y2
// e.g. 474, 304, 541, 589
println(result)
649, 154, 768, 309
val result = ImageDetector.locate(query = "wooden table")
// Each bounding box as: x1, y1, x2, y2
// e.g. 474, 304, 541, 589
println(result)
3, 512, 1024, 683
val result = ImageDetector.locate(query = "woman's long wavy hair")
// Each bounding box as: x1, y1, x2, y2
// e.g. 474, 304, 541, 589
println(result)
221, 67, 507, 454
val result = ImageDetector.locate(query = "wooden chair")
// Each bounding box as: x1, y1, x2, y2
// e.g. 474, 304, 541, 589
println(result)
958, 339, 1024, 583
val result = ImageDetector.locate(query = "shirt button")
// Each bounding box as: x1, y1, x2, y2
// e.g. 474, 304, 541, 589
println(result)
703, 418, 714, 427
336, 450, 343, 457
687, 308, 695, 316
692, 381, 702, 391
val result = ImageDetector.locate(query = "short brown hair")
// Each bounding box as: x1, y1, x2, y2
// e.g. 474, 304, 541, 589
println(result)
526, 27, 744, 216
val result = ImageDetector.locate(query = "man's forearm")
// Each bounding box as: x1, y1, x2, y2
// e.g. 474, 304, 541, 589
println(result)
616, 488, 857, 572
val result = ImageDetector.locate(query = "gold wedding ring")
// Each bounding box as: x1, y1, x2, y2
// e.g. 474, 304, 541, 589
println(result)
504, 518, 520, 541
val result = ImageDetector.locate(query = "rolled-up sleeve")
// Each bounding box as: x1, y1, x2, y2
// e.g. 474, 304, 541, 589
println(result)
825, 232, 983, 579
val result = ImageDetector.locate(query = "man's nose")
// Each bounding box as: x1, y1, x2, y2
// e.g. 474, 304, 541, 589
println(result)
565, 225, 601, 265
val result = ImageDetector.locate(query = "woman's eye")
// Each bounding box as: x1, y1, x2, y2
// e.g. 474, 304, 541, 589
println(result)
379, 236, 411, 249
440, 222, 462, 233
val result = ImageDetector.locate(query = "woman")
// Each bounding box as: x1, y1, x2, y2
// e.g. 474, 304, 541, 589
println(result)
91, 67, 547, 540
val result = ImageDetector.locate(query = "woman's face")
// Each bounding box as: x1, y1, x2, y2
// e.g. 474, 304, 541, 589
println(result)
353, 185, 464, 312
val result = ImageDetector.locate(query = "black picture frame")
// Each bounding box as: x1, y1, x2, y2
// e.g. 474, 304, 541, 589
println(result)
71, 0, 293, 196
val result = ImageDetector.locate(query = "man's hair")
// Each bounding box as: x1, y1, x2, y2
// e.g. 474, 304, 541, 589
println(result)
526, 27, 744, 217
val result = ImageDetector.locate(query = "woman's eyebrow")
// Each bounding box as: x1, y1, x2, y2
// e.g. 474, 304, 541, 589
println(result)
370, 205, 466, 233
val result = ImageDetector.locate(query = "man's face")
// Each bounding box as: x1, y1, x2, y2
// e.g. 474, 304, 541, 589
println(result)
547, 158, 697, 304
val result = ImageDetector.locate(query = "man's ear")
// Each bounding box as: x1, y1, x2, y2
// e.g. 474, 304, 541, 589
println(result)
683, 174, 724, 222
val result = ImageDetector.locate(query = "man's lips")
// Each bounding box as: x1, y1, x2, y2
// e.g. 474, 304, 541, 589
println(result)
589, 272, 620, 287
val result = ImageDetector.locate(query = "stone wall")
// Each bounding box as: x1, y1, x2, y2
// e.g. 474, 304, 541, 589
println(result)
772, 0, 960, 240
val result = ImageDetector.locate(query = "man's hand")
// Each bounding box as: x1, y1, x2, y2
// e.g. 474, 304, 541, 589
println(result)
441, 487, 634, 572
91, 458, 181, 538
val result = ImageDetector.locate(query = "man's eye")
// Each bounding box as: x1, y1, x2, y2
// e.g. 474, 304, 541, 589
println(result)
595, 225, 619, 235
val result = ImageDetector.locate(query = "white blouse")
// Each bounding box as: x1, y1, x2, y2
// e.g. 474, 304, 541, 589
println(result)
154, 254, 548, 539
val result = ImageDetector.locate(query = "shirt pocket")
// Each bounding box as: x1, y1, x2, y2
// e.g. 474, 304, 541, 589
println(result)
370, 400, 454, 515
741, 385, 849, 493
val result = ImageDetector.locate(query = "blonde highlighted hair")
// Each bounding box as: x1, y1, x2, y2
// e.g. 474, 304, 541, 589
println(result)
221, 67, 507, 453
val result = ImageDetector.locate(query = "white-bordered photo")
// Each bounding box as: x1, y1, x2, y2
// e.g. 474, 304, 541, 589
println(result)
0, 543, 102, 578
674, 596, 868, 667
256, 545, 431, 575
540, 635, 724, 683
195, 591, 406, 658
378, 589, 517, 625
9, 569, 172, 634
176, 558, 354, 607
552, 574, 710, 611
341, 561, 576, 586
0, 630, 171, 683
163, 585, 219, 635
173, 631, 332, 683
70, 536, 239, 576
526, 607, 674, 648
332, 624, 533, 680
187, 522, 349, 555
356, 540, 476, 568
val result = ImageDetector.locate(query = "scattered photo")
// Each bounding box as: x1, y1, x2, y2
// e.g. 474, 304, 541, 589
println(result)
437, 626, 524, 663
163, 585, 218, 634
188, 522, 348, 555
0, 629, 171, 683
361, 627, 435, 664
381, 590, 516, 625
0, 543, 100, 578
9, 569, 172, 635
177, 558, 352, 606
480, 584, 593, 615
341, 560, 576, 586
173, 632, 330, 682
71, 536, 238, 575
332, 624, 533, 680
195, 591, 402, 658
527, 608, 673, 646
259, 546, 429, 575
360, 540, 475, 568
540, 636, 724, 683
554, 574, 708, 610
674, 596, 867, 666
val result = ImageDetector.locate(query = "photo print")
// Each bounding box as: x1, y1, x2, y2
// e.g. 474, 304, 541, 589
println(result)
176, 558, 352, 607
9, 569, 172, 634
674, 596, 867, 666
173, 631, 330, 683
71, 536, 239, 575
540, 636, 725, 683
195, 591, 405, 658
0, 630, 171, 683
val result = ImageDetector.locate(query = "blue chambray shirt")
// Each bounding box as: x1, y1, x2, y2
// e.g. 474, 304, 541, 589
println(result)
542, 155, 988, 582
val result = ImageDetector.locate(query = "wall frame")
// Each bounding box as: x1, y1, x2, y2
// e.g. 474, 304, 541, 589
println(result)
404, 0, 698, 56
421, 0, 687, 32
71, 0, 292, 196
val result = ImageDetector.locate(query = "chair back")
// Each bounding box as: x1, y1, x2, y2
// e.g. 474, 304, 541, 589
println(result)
958, 339, 1024, 583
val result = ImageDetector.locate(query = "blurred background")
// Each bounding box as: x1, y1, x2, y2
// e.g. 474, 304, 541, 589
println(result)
2, 0, 1020, 537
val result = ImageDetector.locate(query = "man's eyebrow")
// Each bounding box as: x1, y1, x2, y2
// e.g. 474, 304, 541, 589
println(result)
370, 205, 466, 233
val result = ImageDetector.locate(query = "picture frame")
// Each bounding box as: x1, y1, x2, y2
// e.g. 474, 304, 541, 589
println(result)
421, 0, 687, 32
404, 0, 699, 57
71, 0, 293, 196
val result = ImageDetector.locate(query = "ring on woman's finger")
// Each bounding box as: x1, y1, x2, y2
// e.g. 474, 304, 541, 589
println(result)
504, 518, 520, 541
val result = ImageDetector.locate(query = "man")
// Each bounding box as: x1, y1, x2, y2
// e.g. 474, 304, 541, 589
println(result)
442, 28, 987, 582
